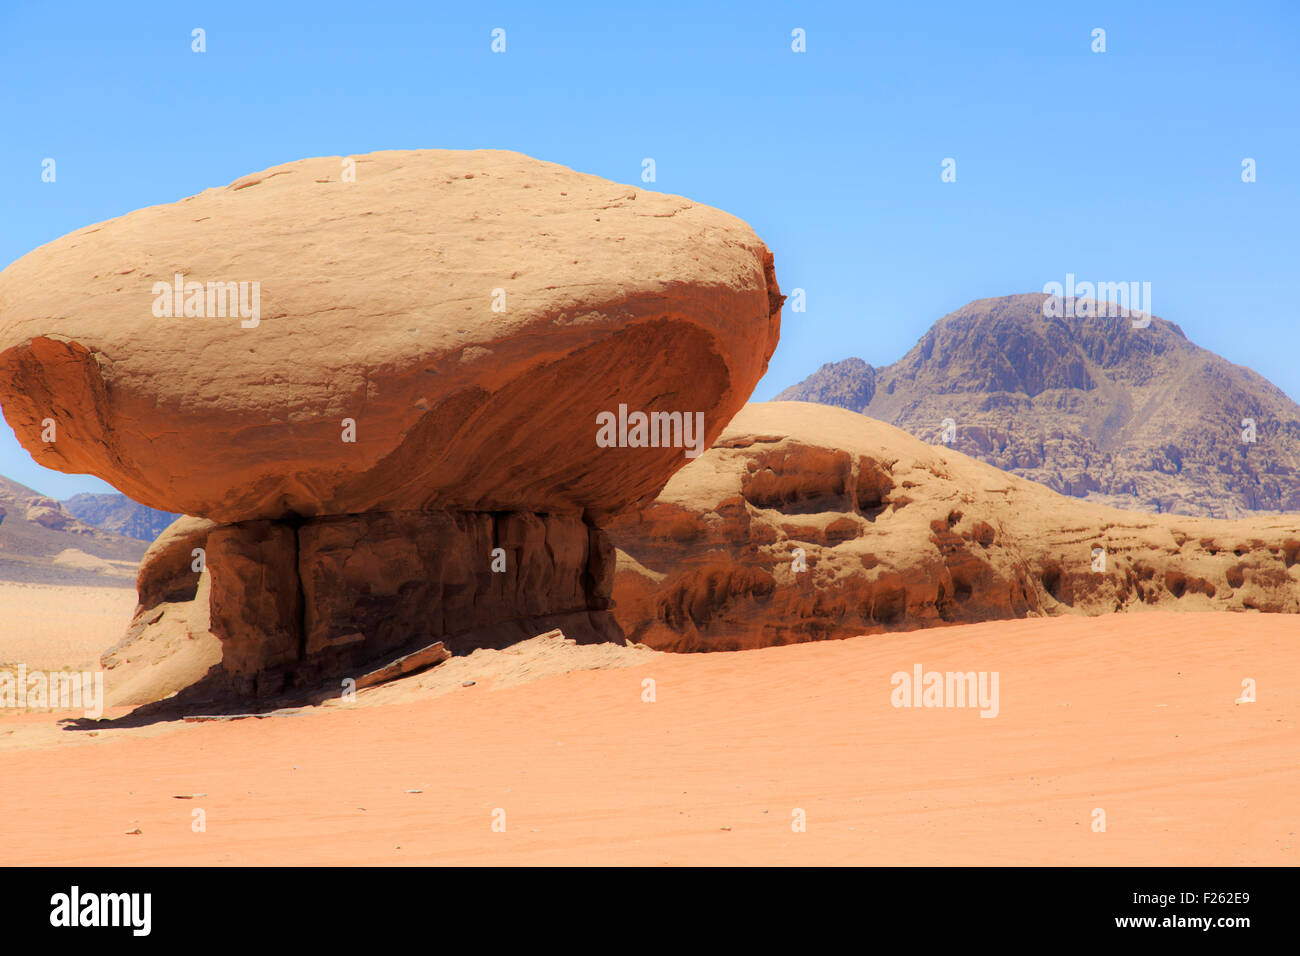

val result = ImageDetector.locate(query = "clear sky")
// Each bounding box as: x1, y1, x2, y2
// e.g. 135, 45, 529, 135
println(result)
1, 0, 1297, 498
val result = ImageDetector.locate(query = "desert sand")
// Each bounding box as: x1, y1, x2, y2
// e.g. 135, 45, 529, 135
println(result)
1, 606, 1294, 866
0, 582, 137, 669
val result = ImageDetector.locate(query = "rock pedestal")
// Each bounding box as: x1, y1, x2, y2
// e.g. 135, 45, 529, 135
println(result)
130, 511, 618, 699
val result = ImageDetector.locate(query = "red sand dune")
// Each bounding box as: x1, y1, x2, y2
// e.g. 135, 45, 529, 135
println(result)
2, 610, 1294, 866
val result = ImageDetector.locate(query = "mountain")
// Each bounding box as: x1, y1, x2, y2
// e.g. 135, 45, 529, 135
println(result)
63, 493, 177, 542
776, 293, 1300, 518
0, 475, 146, 586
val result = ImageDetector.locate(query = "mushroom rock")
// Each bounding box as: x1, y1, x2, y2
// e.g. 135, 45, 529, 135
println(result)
0, 150, 782, 700
0, 149, 781, 522
607, 402, 1300, 651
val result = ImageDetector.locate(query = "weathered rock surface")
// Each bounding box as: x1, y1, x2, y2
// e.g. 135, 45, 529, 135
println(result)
0, 149, 782, 524
777, 294, 1300, 518
108, 510, 621, 701
101, 517, 220, 706
133, 515, 217, 608
207, 520, 302, 692
23, 497, 83, 533
297, 510, 615, 663
608, 402, 1300, 651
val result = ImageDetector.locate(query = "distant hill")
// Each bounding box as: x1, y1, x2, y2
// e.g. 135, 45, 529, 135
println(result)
776, 293, 1300, 518
63, 493, 177, 542
0, 476, 146, 586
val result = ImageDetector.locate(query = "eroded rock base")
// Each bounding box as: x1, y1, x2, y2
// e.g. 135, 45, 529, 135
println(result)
115, 510, 621, 702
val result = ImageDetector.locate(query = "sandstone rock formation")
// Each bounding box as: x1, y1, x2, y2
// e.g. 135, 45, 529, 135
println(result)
0, 149, 781, 523
608, 402, 1300, 651
23, 498, 77, 533
100, 517, 221, 706
776, 294, 1300, 518
107, 511, 620, 701
0, 150, 782, 700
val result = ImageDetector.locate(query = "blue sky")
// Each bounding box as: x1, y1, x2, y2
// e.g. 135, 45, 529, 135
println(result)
1, 0, 1297, 497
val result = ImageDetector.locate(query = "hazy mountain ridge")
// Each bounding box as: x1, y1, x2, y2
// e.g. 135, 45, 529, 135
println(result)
0, 476, 146, 586
63, 493, 178, 541
776, 293, 1300, 518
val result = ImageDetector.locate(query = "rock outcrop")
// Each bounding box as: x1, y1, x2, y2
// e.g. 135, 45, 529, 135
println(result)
608, 402, 1300, 651
0, 150, 782, 701
23, 498, 85, 534
776, 294, 1300, 518
100, 517, 220, 706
